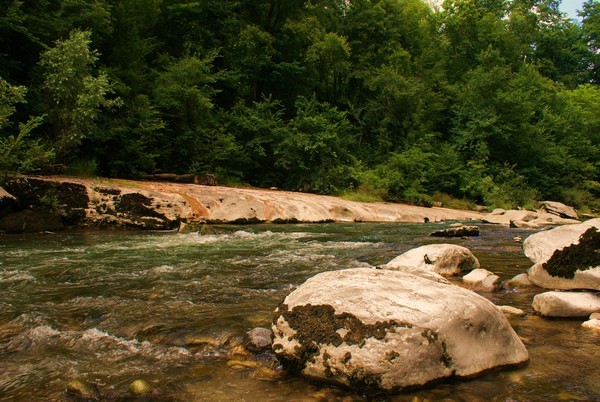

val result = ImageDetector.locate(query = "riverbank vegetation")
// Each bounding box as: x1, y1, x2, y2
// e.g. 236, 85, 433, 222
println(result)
0, 0, 598, 211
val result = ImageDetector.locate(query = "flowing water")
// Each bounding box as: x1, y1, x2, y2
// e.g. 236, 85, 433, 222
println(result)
0, 223, 598, 401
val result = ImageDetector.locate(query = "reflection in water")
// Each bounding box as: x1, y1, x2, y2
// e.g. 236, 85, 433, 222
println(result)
0, 223, 598, 400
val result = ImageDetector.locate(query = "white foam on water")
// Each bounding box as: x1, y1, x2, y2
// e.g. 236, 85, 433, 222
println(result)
0, 269, 36, 283
150, 265, 176, 273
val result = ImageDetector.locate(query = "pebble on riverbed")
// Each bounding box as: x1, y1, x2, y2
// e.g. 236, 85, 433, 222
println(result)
129, 379, 152, 395
243, 327, 273, 353
66, 380, 99, 400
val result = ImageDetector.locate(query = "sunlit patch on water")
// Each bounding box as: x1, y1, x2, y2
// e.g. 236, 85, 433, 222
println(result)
0, 223, 598, 400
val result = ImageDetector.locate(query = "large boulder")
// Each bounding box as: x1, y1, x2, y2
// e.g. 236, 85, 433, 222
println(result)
532, 291, 600, 317
539, 201, 578, 220
271, 268, 529, 392
524, 219, 600, 291
383, 244, 479, 276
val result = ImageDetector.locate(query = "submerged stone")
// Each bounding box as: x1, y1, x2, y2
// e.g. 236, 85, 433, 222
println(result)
129, 379, 152, 395
66, 379, 99, 400
272, 268, 528, 393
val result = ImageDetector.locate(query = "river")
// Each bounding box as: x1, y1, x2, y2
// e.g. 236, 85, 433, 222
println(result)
0, 223, 598, 401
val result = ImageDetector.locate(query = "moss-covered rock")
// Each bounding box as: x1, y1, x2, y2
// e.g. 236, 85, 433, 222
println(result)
272, 268, 528, 393
525, 219, 600, 291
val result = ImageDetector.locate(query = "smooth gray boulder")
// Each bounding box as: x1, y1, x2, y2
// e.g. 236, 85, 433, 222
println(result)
532, 291, 600, 317
383, 244, 479, 276
524, 219, 600, 291
272, 268, 528, 392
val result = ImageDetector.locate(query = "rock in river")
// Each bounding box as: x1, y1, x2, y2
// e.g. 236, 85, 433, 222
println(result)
524, 219, 600, 291
462, 269, 502, 292
271, 268, 528, 392
430, 225, 480, 237
243, 327, 272, 353
539, 201, 578, 220
383, 244, 479, 276
532, 291, 600, 317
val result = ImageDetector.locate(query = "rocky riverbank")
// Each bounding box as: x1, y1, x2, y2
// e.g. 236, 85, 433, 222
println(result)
0, 175, 583, 233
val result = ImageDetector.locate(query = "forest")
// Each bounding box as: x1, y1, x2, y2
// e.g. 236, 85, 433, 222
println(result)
0, 0, 598, 211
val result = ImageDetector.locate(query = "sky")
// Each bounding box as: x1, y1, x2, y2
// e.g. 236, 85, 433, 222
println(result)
559, 0, 586, 20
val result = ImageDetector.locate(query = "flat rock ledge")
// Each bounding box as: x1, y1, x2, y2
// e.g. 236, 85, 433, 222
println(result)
2, 176, 485, 231
483, 208, 580, 227
271, 268, 528, 393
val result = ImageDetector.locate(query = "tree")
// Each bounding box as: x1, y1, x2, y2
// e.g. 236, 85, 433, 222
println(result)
0, 77, 52, 179
579, 0, 600, 84
274, 95, 358, 193
39, 29, 119, 158
153, 53, 240, 175
305, 32, 351, 102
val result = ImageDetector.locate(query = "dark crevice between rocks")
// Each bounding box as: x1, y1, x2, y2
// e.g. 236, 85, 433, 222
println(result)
542, 227, 600, 279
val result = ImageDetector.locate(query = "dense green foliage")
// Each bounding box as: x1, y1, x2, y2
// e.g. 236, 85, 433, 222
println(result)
0, 0, 598, 210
